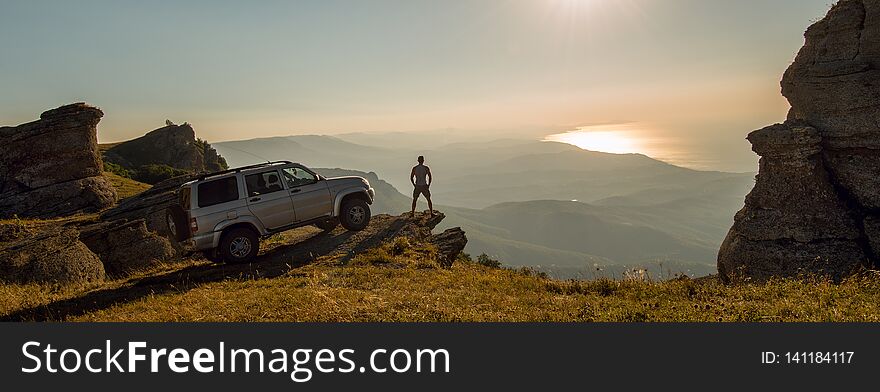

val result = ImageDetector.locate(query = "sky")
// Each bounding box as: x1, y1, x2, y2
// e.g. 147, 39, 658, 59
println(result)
0, 0, 833, 172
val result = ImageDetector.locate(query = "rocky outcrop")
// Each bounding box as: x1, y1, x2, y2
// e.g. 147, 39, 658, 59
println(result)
388, 212, 468, 267
79, 219, 176, 277
104, 123, 227, 173
719, 0, 880, 281
101, 174, 198, 237
0, 103, 117, 218
0, 217, 178, 284
322, 211, 468, 266
430, 227, 468, 267
0, 223, 105, 285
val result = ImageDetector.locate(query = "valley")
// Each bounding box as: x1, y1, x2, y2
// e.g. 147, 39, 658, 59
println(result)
216, 135, 756, 278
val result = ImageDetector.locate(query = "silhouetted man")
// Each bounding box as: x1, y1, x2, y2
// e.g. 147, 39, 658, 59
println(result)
411, 155, 434, 216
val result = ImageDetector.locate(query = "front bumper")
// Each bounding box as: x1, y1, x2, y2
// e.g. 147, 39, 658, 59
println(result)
367, 187, 375, 202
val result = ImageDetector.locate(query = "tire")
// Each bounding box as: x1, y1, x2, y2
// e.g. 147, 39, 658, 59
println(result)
314, 218, 340, 231
340, 198, 371, 231
219, 228, 260, 264
165, 206, 189, 242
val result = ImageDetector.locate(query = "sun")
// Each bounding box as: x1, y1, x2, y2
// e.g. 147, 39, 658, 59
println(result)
545, 125, 643, 154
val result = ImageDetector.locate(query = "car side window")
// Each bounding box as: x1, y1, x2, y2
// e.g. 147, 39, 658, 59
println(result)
282, 167, 317, 188
245, 170, 285, 197
197, 176, 239, 207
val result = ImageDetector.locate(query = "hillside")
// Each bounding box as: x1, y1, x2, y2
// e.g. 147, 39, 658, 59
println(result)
441, 201, 719, 275
289, 167, 734, 277
102, 122, 228, 184
102, 172, 151, 200
2, 228, 879, 321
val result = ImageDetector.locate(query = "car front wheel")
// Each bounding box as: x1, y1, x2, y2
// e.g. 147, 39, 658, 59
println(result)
220, 228, 259, 264
340, 199, 370, 231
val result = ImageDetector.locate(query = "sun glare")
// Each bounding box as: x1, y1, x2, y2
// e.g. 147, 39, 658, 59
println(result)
545, 125, 643, 154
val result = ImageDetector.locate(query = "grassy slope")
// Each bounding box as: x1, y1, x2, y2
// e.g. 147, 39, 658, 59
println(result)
2, 167, 876, 322
104, 172, 152, 199
2, 243, 879, 322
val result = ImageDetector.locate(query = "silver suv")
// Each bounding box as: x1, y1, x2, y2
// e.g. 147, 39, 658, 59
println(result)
165, 161, 374, 263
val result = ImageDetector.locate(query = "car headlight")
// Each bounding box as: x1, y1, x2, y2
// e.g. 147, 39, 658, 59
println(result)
361, 178, 370, 187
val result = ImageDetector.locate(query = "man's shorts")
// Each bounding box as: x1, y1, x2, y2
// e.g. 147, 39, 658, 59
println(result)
413, 185, 431, 198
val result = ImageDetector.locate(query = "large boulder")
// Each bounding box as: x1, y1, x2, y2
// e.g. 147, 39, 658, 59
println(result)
719, 0, 880, 281
79, 219, 176, 277
0, 223, 105, 285
0, 103, 117, 218
0, 216, 178, 284
430, 227, 468, 267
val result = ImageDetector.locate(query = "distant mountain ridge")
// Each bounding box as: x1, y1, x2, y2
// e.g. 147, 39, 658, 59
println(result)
214, 133, 755, 277
215, 134, 741, 206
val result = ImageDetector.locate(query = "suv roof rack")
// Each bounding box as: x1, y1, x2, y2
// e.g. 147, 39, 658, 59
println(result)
197, 161, 292, 181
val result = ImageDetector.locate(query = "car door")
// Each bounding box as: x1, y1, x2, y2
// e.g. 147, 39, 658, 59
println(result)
244, 169, 296, 229
282, 166, 333, 222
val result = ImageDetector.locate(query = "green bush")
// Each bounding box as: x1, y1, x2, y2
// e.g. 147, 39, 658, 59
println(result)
103, 161, 132, 178
132, 164, 189, 185
476, 253, 502, 269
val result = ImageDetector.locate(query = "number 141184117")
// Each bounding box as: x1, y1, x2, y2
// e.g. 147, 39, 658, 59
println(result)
762, 351, 854, 364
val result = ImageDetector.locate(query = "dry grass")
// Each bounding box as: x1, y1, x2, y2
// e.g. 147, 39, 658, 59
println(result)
62, 266, 880, 322
2, 236, 879, 322
104, 172, 151, 199
0, 215, 100, 246
3, 262, 879, 322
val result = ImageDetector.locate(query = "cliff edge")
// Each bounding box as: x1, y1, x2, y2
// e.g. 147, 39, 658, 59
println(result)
719, 0, 880, 281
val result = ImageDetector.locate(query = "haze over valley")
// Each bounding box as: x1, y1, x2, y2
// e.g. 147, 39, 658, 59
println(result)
215, 134, 755, 277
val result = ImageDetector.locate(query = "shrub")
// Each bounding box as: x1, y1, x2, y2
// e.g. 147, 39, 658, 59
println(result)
390, 237, 411, 256
476, 253, 502, 269
516, 267, 549, 279
350, 248, 395, 266
103, 161, 132, 178
349, 237, 439, 268
592, 278, 618, 297
132, 164, 189, 184
456, 252, 474, 263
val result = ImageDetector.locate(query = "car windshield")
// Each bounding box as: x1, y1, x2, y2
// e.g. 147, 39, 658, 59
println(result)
282, 167, 317, 187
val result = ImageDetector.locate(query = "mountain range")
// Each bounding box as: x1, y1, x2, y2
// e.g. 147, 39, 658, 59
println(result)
216, 134, 755, 278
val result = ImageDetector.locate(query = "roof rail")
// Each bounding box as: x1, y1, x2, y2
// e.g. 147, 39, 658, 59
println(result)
197, 161, 292, 181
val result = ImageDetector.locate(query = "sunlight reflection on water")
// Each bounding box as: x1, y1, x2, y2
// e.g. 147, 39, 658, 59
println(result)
544, 124, 724, 171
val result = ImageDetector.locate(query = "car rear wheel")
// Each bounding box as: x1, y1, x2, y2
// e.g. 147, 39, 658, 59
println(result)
165, 206, 189, 242
340, 198, 370, 231
314, 218, 340, 231
220, 228, 259, 264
